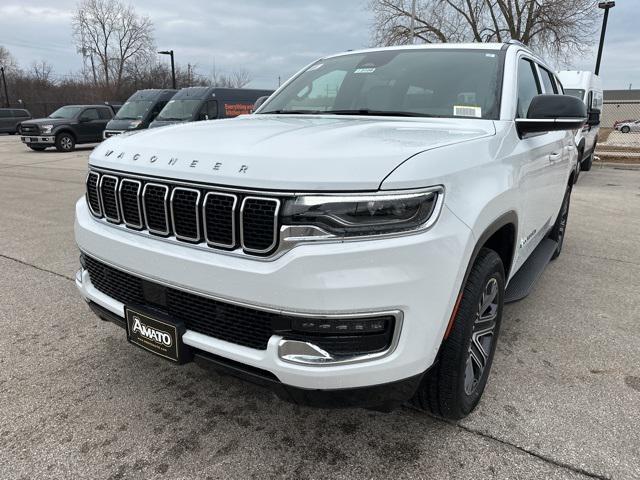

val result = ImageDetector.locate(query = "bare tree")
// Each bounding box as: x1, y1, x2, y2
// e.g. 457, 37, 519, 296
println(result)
212, 68, 252, 88
31, 61, 53, 83
370, 0, 598, 58
72, 0, 154, 93
0, 46, 20, 75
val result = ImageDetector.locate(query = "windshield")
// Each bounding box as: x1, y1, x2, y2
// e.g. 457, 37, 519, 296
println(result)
564, 89, 586, 101
49, 106, 83, 119
156, 99, 201, 121
115, 100, 154, 120
260, 49, 502, 119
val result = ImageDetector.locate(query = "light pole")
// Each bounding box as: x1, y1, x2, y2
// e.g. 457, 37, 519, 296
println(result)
0, 66, 9, 107
409, 0, 417, 44
158, 50, 176, 89
595, 1, 615, 75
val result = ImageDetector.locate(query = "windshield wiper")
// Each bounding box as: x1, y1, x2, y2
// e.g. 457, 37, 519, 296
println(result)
323, 109, 429, 117
259, 109, 325, 115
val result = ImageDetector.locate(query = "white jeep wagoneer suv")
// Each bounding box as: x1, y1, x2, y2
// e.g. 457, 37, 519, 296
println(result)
75, 42, 585, 419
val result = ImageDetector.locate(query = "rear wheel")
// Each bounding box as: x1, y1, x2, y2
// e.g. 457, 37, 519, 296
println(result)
412, 248, 505, 419
55, 132, 75, 152
28, 145, 46, 151
581, 151, 593, 171
549, 184, 572, 260
621, 126, 630, 133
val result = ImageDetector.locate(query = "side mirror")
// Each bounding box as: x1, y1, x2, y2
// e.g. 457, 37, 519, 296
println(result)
516, 94, 586, 136
587, 110, 601, 126
252, 96, 270, 113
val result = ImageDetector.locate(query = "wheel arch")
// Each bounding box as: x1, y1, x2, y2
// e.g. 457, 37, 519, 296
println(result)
441, 211, 517, 341
55, 128, 77, 141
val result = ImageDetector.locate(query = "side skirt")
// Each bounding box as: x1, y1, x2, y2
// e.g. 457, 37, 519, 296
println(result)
504, 238, 558, 303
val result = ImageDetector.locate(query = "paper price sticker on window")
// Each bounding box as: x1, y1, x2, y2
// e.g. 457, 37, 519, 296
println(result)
354, 67, 376, 74
453, 105, 482, 118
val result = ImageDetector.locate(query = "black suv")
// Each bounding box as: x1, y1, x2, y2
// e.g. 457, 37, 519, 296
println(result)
20, 105, 114, 152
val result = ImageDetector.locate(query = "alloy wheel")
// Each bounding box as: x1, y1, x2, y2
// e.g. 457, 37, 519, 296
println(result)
464, 277, 499, 395
61, 136, 73, 150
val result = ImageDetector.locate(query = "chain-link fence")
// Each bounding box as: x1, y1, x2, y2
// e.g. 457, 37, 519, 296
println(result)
595, 95, 640, 164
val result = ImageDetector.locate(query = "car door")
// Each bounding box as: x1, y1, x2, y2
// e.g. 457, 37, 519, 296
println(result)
77, 108, 102, 141
0, 110, 10, 132
514, 57, 565, 263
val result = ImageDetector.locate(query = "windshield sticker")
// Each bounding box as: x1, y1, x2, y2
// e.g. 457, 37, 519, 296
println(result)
454, 105, 482, 118
485, 53, 496, 58
354, 67, 376, 74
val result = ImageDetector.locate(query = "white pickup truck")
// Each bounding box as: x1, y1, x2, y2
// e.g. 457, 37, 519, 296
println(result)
75, 42, 585, 419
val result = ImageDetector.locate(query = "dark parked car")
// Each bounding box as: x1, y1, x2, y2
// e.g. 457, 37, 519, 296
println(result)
20, 105, 114, 152
103, 89, 176, 139
149, 87, 273, 128
0, 108, 31, 134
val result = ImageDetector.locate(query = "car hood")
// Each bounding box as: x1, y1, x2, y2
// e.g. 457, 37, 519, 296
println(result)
106, 119, 146, 130
91, 115, 495, 191
22, 118, 72, 126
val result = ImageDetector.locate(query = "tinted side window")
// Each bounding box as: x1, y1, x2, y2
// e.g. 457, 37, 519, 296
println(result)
516, 59, 541, 118
82, 108, 99, 120
539, 67, 558, 94
0, 110, 9, 118
98, 108, 112, 119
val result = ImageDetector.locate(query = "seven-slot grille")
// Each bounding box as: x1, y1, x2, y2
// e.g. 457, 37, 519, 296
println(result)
87, 170, 281, 256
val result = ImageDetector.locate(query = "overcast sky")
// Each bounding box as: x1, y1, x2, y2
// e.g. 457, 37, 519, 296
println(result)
0, 0, 638, 90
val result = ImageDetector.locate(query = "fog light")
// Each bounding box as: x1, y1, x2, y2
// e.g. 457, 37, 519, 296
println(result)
290, 317, 389, 335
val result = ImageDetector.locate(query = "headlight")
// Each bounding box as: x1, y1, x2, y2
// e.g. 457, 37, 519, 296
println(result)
40, 124, 53, 134
128, 120, 142, 129
281, 188, 443, 238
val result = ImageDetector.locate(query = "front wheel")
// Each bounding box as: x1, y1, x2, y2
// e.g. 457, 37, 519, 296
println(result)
412, 248, 505, 419
621, 126, 630, 133
55, 132, 75, 152
549, 184, 572, 260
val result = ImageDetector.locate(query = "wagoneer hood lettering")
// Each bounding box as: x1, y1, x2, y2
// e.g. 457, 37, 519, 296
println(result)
91, 115, 495, 191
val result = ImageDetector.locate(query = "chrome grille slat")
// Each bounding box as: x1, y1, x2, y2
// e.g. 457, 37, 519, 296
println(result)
118, 179, 143, 229
86, 170, 280, 256
86, 172, 102, 217
99, 175, 120, 223
203, 192, 237, 248
170, 187, 201, 242
240, 197, 280, 254
142, 183, 170, 236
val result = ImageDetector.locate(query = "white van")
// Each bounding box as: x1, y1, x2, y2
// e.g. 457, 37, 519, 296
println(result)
557, 70, 603, 172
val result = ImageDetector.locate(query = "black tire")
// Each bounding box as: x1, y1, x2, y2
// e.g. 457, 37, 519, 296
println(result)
548, 184, 572, 260
55, 132, 75, 152
412, 248, 505, 419
580, 152, 593, 172
621, 126, 630, 133
28, 145, 47, 151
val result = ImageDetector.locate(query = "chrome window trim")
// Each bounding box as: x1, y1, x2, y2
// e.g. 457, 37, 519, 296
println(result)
202, 191, 238, 249
240, 196, 281, 254
99, 174, 120, 223
142, 183, 170, 236
78, 250, 403, 364
170, 187, 201, 242
85, 171, 102, 217
117, 178, 143, 229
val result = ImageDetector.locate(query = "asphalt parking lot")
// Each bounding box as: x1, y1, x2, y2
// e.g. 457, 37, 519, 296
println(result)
0, 134, 638, 480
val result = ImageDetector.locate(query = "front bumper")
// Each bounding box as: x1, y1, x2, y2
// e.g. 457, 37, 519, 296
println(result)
75, 197, 474, 392
21, 135, 54, 144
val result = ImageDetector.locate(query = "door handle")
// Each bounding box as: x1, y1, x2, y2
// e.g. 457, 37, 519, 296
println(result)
548, 152, 561, 163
